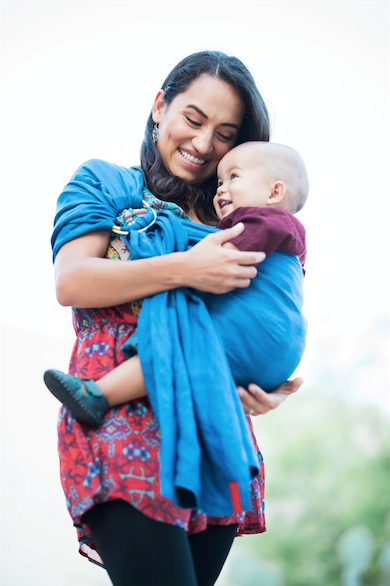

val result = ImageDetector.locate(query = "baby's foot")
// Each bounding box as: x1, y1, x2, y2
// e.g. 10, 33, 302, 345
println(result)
44, 369, 109, 428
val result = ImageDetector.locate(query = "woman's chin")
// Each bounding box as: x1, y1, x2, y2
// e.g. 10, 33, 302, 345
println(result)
172, 168, 208, 186
170, 156, 213, 186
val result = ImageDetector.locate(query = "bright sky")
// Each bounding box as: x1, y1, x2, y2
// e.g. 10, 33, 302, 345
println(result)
1, 0, 389, 383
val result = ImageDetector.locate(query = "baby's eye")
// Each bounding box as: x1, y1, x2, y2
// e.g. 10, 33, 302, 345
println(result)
231, 173, 238, 180
217, 180, 223, 188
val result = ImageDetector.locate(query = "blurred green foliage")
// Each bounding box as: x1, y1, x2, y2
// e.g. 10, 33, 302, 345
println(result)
222, 391, 389, 586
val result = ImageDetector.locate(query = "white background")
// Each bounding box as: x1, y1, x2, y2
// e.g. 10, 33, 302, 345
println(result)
1, 2, 389, 585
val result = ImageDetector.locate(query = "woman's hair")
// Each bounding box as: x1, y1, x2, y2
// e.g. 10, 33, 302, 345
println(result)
140, 50, 270, 223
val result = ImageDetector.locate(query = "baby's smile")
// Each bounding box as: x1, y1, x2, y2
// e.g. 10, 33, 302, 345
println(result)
217, 198, 232, 209
214, 196, 234, 220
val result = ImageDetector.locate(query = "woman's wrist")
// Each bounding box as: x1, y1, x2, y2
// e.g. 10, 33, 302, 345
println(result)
161, 250, 192, 289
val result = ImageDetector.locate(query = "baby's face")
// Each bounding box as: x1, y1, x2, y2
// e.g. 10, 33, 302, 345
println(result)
213, 145, 273, 220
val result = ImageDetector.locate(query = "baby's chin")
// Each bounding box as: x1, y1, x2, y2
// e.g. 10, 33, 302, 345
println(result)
219, 208, 234, 221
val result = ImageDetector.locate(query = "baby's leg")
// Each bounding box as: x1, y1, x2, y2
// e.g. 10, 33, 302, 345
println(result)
97, 355, 147, 406
44, 355, 147, 428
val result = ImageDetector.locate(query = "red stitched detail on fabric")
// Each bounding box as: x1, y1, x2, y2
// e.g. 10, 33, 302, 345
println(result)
229, 481, 243, 515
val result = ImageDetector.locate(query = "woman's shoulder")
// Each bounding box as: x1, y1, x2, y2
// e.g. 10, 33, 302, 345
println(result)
72, 159, 144, 184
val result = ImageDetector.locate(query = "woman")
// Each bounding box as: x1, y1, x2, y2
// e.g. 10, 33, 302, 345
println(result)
53, 51, 303, 586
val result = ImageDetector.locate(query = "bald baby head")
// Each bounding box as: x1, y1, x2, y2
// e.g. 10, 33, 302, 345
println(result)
215, 141, 309, 220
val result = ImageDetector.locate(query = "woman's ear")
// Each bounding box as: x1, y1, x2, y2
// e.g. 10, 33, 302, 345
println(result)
152, 89, 165, 124
268, 181, 287, 206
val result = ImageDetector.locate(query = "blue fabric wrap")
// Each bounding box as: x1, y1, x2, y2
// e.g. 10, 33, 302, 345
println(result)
51, 159, 306, 516
51, 160, 144, 261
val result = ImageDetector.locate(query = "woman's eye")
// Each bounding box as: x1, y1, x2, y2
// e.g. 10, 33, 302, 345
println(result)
217, 132, 234, 142
185, 116, 201, 127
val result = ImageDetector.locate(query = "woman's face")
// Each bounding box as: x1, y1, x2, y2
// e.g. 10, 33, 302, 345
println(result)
152, 74, 245, 186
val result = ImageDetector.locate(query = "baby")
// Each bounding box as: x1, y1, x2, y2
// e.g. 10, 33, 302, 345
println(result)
44, 141, 309, 428
214, 140, 307, 261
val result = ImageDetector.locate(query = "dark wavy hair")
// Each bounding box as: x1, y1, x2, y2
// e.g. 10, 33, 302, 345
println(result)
140, 51, 270, 223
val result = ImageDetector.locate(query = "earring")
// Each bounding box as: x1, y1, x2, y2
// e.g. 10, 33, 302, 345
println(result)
152, 123, 160, 144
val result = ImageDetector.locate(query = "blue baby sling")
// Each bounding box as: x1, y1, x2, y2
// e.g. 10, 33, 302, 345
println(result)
52, 159, 307, 516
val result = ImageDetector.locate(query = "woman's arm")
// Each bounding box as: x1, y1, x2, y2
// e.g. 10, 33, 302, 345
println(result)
237, 378, 304, 416
54, 223, 265, 308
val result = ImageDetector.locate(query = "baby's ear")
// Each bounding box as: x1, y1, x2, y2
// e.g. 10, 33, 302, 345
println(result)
268, 181, 287, 205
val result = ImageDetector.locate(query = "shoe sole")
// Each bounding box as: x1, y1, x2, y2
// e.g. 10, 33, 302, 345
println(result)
44, 370, 102, 428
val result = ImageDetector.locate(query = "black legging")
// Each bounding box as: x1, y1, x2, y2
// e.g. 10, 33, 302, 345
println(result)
83, 499, 237, 586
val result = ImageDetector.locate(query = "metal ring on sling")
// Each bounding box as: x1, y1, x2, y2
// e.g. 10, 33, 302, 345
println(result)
111, 200, 158, 236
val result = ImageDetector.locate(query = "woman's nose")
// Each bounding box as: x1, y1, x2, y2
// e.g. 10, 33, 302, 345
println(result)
192, 129, 213, 155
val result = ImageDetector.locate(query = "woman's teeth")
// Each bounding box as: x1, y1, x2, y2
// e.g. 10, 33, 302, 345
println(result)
179, 149, 206, 166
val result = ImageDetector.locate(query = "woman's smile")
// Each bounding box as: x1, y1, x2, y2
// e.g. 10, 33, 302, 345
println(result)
178, 147, 207, 167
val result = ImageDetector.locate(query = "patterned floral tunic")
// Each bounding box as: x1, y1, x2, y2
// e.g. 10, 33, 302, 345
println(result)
57, 190, 266, 562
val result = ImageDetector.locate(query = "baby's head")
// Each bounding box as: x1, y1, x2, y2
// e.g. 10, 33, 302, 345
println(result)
214, 141, 309, 221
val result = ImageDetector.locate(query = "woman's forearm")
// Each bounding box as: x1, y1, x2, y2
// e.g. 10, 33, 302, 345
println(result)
55, 250, 188, 308
54, 225, 264, 308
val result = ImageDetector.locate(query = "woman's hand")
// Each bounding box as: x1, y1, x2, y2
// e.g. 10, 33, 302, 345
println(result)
237, 378, 304, 416
183, 223, 265, 294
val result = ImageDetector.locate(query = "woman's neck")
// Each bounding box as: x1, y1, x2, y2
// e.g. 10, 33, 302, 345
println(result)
186, 209, 206, 225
